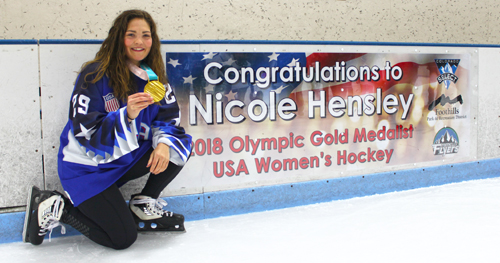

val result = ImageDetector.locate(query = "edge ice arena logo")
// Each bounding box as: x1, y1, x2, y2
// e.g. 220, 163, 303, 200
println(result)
432, 127, 460, 155
435, 59, 460, 89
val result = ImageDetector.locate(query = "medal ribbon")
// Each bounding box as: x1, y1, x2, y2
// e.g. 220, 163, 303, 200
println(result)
140, 63, 158, 81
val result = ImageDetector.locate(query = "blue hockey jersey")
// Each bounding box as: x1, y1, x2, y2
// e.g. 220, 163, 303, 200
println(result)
58, 63, 192, 206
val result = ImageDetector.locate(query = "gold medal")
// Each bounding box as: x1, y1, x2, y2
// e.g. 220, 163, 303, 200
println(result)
144, 80, 165, 102
140, 63, 166, 102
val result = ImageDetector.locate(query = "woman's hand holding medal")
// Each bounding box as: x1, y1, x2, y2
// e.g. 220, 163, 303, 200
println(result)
127, 93, 154, 121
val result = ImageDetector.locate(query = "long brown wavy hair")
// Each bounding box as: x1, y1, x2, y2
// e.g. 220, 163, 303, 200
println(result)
80, 9, 167, 101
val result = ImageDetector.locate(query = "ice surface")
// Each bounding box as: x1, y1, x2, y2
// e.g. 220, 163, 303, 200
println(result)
1, 177, 499, 263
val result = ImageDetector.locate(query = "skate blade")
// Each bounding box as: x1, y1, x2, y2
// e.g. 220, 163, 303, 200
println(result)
138, 229, 187, 235
22, 186, 40, 243
136, 221, 186, 232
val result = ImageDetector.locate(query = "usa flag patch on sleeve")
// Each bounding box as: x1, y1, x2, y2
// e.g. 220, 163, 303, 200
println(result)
103, 93, 120, 112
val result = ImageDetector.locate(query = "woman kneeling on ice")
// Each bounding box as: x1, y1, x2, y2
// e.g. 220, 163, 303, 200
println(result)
22, 9, 192, 250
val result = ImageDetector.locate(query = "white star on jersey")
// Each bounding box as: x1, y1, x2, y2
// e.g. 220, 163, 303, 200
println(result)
75, 124, 96, 140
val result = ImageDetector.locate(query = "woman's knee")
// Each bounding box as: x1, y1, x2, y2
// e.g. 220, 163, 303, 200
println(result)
111, 224, 137, 250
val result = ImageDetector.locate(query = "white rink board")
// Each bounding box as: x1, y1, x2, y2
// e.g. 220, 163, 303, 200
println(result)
0, 44, 43, 208
477, 48, 500, 160
39, 44, 101, 193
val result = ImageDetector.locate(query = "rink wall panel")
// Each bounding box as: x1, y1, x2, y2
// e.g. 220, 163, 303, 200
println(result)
0, 41, 44, 209
0, 39, 499, 244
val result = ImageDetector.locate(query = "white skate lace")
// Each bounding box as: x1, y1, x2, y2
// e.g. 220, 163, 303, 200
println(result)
131, 197, 173, 217
39, 195, 66, 242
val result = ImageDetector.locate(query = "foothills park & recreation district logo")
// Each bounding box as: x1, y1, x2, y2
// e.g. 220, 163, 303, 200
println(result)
435, 59, 460, 89
432, 127, 459, 156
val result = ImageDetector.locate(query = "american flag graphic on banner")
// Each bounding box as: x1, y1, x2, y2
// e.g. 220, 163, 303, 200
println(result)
165, 52, 306, 105
103, 93, 120, 112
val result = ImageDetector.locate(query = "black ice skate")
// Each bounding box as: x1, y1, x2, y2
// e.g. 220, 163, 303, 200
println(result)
129, 195, 185, 232
23, 186, 66, 245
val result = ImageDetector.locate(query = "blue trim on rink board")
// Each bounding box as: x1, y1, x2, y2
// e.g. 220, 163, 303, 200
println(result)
0, 212, 26, 244
8, 39, 499, 48
160, 40, 500, 48
1, 158, 499, 244
0, 40, 38, 45
38, 39, 104, 44
202, 159, 500, 218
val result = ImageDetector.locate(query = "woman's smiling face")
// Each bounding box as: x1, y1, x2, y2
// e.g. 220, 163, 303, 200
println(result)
124, 18, 152, 66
